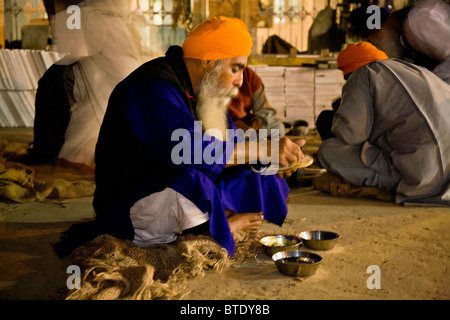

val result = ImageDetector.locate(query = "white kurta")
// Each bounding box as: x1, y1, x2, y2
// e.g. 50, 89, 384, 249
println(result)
318, 59, 450, 206
53, 0, 144, 168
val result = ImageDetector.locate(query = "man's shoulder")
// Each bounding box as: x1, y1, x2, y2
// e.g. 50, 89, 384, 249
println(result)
354, 58, 414, 79
111, 56, 179, 96
375, 58, 410, 68
122, 56, 173, 84
371, 58, 440, 81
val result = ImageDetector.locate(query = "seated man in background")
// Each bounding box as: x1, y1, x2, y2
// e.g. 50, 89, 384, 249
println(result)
317, 42, 450, 206
228, 67, 285, 138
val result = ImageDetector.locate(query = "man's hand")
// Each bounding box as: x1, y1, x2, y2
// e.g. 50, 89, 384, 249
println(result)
226, 136, 306, 177
277, 137, 306, 177
234, 119, 251, 131
250, 119, 263, 131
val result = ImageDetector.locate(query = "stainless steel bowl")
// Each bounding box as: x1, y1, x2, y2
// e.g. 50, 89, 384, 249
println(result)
259, 235, 302, 257
299, 230, 340, 250
272, 250, 322, 277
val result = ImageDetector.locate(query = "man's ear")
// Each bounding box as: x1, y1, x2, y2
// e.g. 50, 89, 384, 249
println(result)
201, 60, 215, 70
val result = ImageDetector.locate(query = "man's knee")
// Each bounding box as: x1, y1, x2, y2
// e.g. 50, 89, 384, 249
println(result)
317, 138, 341, 169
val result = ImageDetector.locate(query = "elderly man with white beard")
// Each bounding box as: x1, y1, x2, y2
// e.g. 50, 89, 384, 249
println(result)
54, 17, 304, 258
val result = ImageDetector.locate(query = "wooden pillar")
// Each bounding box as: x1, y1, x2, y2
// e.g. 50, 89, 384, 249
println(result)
0, 0, 4, 49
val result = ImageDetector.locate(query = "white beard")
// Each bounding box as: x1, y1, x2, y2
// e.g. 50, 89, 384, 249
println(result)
196, 64, 239, 140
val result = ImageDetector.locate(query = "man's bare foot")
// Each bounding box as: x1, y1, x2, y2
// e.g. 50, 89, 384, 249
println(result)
226, 211, 264, 234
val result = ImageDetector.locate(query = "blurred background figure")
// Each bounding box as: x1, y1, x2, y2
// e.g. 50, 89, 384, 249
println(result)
401, 0, 450, 84
51, 0, 144, 172
347, 0, 450, 84
8, 0, 145, 172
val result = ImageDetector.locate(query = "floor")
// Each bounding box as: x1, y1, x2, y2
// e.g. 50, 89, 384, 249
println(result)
0, 128, 449, 300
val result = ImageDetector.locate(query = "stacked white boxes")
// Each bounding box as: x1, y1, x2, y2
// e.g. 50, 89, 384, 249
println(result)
250, 66, 344, 128
0, 49, 66, 127
285, 67, 315, 128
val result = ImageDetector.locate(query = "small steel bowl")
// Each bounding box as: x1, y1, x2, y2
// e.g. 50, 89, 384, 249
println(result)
259, 235, 302, 257
299, 230, 340, 250
272, 250, 322, 277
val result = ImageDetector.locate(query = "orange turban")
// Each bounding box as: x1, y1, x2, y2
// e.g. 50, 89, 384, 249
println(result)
337, 42, 388, 76
182, 17, 253, 60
